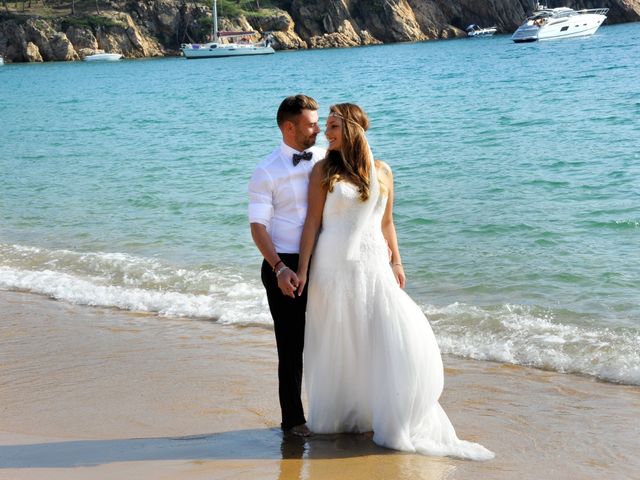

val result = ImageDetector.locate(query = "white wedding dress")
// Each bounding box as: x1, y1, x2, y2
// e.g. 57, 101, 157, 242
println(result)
304, 156, 494, 461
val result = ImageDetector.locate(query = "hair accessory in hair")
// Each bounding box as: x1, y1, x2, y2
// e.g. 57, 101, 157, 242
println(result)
329, 111, 365, 131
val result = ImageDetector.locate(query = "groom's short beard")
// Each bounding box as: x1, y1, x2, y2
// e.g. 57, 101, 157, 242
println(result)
297, 133, 317, 150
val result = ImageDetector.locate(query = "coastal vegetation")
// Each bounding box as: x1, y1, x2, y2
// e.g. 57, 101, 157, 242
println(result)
1, 0, 283, 18
60, 13, 124, 29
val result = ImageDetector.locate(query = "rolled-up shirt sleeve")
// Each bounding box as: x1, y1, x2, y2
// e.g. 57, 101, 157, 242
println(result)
248, 167, 274, 228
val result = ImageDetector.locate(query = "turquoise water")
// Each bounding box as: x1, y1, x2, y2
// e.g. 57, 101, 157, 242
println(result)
1, 23, 639, 384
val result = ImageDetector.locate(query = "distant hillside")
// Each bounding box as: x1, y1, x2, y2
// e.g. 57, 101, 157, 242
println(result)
1, 0, 639, 62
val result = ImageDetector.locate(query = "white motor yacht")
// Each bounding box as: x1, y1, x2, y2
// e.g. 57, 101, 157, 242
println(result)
511, 3, 608, 42
83, 52, 123, 62
466, 24, 498, 37
181, 0, 274, 59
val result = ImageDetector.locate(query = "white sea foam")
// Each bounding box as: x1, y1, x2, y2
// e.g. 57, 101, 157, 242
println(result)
425, 302, 640, 386
1, 243, 638, 385
0, 243, 272, 327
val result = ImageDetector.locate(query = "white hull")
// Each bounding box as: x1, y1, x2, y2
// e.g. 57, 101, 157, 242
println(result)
0, 56, 4, 66
181, 42, 274, 59
182, 0, 274, 59
467, 27, 497, 38
83, 53, 123, 62
512, 8, 607, 43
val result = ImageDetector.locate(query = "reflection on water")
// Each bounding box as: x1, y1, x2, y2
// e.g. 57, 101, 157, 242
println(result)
277, 434, 455, 480
0, 428, 455, 479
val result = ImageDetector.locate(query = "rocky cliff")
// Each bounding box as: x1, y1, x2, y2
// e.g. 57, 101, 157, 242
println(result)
1, 0, 639, 62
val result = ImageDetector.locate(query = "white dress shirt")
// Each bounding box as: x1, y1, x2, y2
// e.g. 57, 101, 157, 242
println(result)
249, 142, 326, 253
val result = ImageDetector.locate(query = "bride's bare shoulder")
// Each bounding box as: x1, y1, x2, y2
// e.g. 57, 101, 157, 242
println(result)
374, 159, 393, 178
309, 159, 326, 185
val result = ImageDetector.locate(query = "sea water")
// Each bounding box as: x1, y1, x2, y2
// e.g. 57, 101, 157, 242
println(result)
1, 23, 638, 385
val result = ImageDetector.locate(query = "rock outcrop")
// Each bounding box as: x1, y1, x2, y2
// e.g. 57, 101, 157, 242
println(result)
249, 10, 308, 49
25, 41, 43, 62
1, 0, 639, 63
91, 12, 164, 57
0, 7, 166, 62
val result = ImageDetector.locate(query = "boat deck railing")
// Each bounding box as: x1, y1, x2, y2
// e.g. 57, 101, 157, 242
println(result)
576, 8, 609, 16
532, 7, 609, 20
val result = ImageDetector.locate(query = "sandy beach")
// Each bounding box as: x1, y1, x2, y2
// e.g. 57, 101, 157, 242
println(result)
1, 289, 638, 480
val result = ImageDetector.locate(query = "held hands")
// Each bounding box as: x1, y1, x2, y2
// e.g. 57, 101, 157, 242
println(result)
277, 266, 301, 298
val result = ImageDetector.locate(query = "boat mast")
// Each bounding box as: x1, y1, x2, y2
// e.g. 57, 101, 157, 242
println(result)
212, 0, 218, 42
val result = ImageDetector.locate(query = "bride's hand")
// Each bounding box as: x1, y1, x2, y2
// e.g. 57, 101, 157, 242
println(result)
392, 264, 405, 289
296, 270, 307, 297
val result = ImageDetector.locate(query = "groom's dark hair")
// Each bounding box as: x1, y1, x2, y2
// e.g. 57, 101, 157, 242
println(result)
277, 94, 319, 127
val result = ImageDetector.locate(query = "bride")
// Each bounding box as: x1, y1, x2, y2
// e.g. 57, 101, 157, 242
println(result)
295, 103, 494, 460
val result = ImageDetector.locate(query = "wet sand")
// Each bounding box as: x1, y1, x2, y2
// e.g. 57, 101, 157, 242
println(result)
1, 290, 639, 479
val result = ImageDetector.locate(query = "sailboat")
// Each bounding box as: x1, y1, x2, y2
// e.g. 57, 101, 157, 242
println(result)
180, 0, 274, 59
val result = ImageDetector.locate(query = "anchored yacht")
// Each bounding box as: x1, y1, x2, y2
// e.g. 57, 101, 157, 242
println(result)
511, 3, 608, 43
83, 52, 123, 62
181, 0, 274, 59
466, 24, 498, 38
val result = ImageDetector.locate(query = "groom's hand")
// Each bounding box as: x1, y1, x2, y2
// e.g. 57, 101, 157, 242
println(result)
277, 268, 299, 298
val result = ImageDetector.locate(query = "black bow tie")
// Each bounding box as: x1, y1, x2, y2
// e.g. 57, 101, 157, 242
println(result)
292, 151, 313, 166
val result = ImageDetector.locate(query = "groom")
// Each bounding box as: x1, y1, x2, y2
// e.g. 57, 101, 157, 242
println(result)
248, 94, 324, 436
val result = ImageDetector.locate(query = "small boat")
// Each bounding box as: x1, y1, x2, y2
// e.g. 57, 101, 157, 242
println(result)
466, 24, 497, 37
181, 0, 274, 59
511, 3, 608, 43
83, 52, 123, 62
0, 55, 4, 66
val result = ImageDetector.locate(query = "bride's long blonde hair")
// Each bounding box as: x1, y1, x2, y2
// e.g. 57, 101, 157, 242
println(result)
321, 103, 372, 202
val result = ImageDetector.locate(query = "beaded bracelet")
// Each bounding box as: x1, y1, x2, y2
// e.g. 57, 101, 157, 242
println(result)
272, 259, 284, 272
275, 265, 289, 278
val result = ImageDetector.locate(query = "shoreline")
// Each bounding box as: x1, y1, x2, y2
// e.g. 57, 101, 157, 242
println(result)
1, 10, 637, 65
1, 289, 639, 479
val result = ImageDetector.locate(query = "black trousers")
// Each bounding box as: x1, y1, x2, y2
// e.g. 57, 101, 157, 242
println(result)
261, 253, 307, 430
